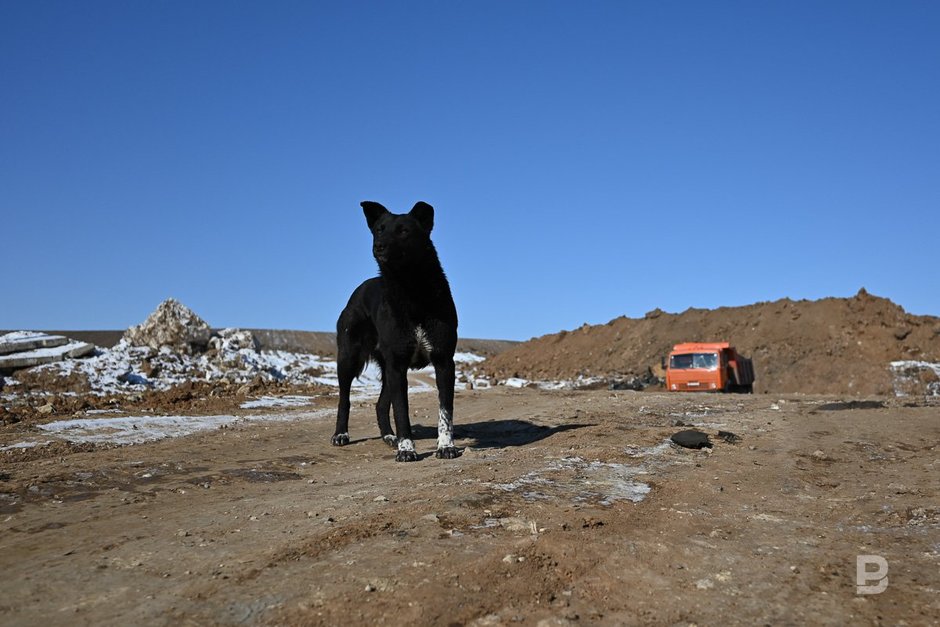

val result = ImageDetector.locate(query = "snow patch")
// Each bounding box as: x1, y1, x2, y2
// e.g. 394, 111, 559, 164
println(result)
0, 331, 55, 342
34, 408, 334, 446
498, 375, 607, 391
486, 455, 650, 505
240, 395, 315, 409
453, 351, 486, 364
889, 360, 940, 397
0, 440, 53, 451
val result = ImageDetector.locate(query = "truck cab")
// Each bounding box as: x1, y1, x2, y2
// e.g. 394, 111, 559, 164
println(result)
666, 342, 754, 393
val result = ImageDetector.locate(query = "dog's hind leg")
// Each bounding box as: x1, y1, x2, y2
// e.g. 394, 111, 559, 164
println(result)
331, 355, 358, 446
373, 356, 397, 448
432, 354, 460, 459
332, 324, 371, 446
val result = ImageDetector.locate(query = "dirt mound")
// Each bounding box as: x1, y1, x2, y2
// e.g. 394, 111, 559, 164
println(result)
124, 298, 212, 354
482, 289, 940, 396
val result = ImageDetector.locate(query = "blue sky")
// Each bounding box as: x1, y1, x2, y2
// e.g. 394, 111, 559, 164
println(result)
2, 1, 938, 340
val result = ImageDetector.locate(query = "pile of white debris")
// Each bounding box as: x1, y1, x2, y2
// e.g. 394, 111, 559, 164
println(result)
1, 299, 486, 396
889, 360, 940, 397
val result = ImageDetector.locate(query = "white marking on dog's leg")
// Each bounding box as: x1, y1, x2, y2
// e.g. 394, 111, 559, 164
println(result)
397, 438, 415, 453
437, 407, 454, 449
383, 434, 398, 447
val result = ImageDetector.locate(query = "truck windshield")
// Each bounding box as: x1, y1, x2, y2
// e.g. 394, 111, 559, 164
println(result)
670, 353, 719, 370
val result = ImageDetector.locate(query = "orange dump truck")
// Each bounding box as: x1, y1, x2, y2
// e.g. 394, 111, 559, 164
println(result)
665, 342, 755, 393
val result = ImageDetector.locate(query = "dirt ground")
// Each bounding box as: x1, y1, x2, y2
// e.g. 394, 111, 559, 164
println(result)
2, 386, 938, 626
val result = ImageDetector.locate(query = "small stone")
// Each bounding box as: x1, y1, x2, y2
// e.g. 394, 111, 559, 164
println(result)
364, 583, 376, 592
37, 403, 55, 415
373, 495, 389, 502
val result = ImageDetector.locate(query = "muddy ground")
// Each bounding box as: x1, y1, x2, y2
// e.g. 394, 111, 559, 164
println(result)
2, 386, 938, 626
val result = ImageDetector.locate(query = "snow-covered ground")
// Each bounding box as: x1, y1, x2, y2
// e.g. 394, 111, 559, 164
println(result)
2, 408, 334, 448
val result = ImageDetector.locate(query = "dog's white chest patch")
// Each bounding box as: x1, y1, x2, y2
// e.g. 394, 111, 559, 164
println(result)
415, 325, 433, 354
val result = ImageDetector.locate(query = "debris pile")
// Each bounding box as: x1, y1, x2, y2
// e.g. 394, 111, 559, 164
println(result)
123, 298, 212, 355
2, 299, 484, 399
1, 300, 329, 395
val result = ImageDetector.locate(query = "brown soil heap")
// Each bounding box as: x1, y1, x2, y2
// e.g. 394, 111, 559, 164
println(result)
482, 289, 940, 396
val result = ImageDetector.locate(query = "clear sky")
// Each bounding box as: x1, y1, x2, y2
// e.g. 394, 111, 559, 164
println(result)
2, 1, 938, 341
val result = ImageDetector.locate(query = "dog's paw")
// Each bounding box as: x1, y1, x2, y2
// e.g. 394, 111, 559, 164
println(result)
331, 433, 350, 446
435, 446, 461, 459
382, 434, 398, 448
395, 449, 419, 462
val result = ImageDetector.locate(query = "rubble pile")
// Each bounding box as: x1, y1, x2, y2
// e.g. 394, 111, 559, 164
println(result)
2, 300, 332, 396
123, 298, 212, 355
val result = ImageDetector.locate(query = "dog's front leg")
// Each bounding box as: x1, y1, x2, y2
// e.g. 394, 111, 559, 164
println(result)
433, 355, 460, 459
386, 365, 418, 462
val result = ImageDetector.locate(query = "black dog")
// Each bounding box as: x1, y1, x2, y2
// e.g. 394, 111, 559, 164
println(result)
332, 201, 460, 462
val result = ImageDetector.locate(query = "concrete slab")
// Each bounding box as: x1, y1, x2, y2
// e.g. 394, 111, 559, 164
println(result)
0, 332, 69, 356
0, 341, 95, 370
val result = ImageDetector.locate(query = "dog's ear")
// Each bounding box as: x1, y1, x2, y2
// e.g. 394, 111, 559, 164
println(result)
409, 201, 434, 233
361, 201, 389, 231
